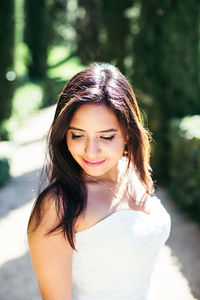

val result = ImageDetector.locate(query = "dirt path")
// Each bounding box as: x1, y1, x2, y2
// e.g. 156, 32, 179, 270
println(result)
0, 105, 199, 300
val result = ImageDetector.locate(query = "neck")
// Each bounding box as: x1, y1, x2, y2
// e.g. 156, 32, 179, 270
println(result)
83, 170, 118, 185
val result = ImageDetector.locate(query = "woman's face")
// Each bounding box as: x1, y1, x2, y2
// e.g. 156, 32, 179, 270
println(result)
66, 103, 126, 181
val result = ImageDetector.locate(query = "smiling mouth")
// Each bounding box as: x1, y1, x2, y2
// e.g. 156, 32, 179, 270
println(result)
82, 159, 106, 167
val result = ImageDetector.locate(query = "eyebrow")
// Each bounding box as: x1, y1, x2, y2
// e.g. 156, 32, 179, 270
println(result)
68, 127, 118, 133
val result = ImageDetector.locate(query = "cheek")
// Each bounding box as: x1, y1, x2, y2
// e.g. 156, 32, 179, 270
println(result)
107, 139, 125, 156
67, 139, 83, 156
66, 135, 75, 155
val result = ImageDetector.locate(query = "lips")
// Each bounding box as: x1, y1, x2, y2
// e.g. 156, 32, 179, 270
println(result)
82, 158, 106, 167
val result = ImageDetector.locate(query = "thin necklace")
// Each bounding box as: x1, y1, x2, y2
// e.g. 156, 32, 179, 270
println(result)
86, 173, 147, 204
86, 174, 122, 200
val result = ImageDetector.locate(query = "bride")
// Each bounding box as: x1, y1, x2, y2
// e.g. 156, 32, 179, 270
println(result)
28, 63, 171, 299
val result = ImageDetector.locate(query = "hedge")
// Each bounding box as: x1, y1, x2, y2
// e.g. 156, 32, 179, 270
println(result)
168, 115, 200, 219
0, 0, 15, 140
133, 0, 200, 183
0, 157, 10, 186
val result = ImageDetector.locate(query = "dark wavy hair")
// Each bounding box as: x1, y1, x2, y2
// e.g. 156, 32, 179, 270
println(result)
28, 63, 154, 249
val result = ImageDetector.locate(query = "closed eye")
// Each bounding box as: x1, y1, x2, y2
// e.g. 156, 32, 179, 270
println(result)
71, 133, 84, 139
71, 133, 115, 140
101, 135, 115, 141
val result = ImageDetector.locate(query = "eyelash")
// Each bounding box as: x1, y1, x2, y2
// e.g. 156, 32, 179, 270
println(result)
102, 135, 115, 141
71, 134, 115, 141
71, 134, 83, 140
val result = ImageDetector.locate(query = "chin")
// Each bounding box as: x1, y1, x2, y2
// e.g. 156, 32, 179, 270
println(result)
83, 165, 108, 176
84, 168, 107, 176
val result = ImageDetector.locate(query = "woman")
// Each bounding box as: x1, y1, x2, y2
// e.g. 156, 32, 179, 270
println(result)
28, 63, 171, 300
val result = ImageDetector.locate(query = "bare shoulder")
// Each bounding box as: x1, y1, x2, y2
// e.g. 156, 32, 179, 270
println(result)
28, 191, 61, 235
28, 192, 73, 300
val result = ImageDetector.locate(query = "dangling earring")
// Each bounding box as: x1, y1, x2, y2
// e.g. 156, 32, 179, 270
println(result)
123, 143, 128, 156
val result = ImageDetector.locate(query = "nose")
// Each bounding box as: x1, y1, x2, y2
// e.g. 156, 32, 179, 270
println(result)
84, 138, 101, 158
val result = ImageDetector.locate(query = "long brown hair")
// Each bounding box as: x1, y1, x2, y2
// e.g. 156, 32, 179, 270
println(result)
28, 63, 154, 249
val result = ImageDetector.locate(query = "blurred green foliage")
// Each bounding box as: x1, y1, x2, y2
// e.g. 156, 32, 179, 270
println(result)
15, 0, 28, 77
169, 116, 200, 220
0, 158, 10, 186
132, 0, 200, 183
1, 82, 43, 140
75, 0, 134, 74
47, 46, 85, 81
42, 45, 86, 107
24, 0, 51, 79
1, 44, 85, 138
0, 0, 15, 140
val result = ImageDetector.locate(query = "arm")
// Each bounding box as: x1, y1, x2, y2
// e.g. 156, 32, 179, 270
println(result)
28, 197, 73, 300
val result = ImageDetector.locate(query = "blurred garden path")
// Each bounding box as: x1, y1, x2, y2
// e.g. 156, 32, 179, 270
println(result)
0, 105, 199, 300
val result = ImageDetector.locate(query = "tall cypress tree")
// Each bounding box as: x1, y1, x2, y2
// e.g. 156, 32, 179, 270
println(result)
24, 0, 51, 79
0, 0, 15, 139
49, 0, 68, 44
75, 0, 102, 64
133, 0, 200, 182
101, 0, 133, 73
75, 0, 133, 72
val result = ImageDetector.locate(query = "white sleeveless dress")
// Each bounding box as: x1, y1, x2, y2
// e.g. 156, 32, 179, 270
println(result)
72, 196, 171, 300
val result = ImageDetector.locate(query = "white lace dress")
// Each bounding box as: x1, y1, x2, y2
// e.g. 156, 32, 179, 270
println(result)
72, 196, 171, 300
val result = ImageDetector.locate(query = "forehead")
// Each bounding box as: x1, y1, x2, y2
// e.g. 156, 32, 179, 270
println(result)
69, 103, 121, 129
